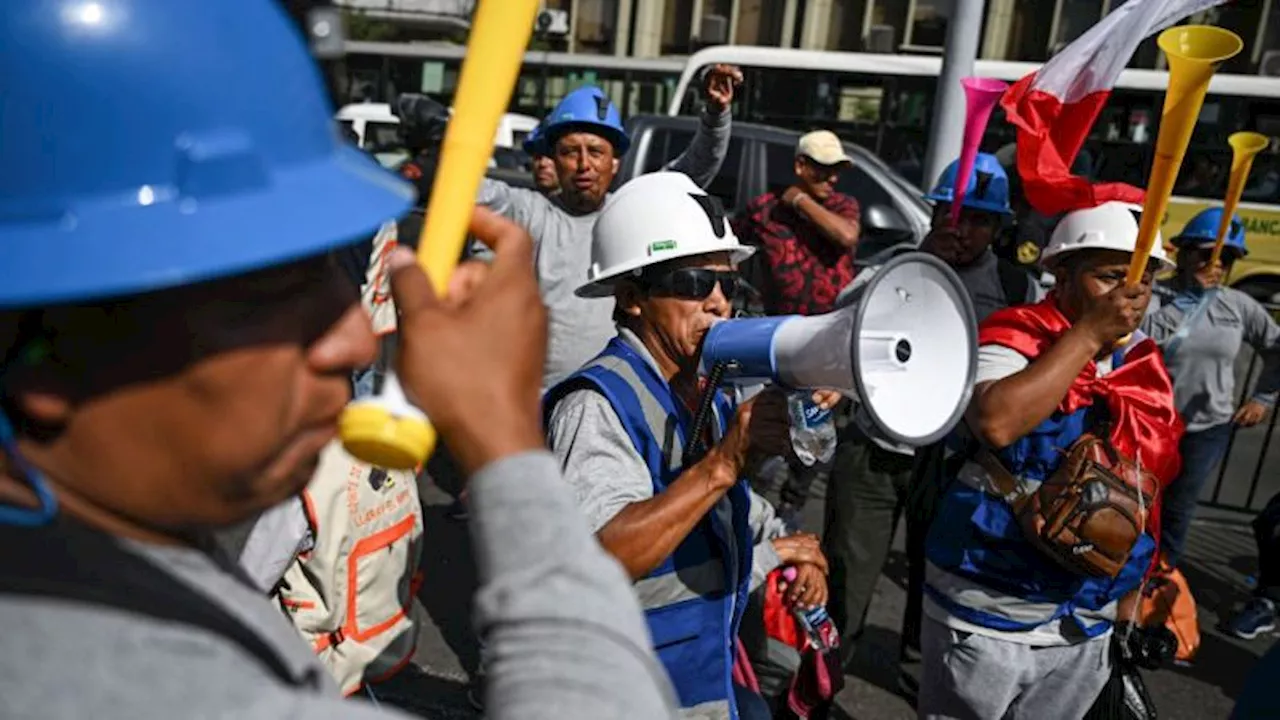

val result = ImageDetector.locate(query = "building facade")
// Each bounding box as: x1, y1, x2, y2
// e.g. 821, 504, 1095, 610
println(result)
532, 0, 1279, 74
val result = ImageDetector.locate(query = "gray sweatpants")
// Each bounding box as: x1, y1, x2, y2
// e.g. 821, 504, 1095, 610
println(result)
917, 616, 1110, 720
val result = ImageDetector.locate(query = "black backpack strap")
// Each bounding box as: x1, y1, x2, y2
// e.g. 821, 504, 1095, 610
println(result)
995, 257, 1032, 306
0, 517, 313, 688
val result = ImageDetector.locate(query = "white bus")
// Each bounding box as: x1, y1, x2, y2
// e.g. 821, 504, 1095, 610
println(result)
670, 45, 1280, 298
340, 40, 684, 121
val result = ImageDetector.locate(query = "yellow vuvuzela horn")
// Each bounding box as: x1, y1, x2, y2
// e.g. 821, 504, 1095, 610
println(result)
1209, 131, 1269, 267
1126, 25, 1243, 287
339, 0, 541, 470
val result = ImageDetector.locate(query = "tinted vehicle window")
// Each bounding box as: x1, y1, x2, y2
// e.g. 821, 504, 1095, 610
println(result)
763, 142, 894, 211
364, 121, 403, 152
637, 128, 745, 215
492, 147, 531, 171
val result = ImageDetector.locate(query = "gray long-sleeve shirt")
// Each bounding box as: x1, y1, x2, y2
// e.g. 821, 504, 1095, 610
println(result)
1141, 284, 1280, 432
478, 108, 732, 389
0, 451, 677, 720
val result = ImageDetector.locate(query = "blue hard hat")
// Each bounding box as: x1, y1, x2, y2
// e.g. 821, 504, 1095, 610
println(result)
1173, 207, 1249, 256
541, 86, 630, 155
522, 121, 551, 157
0, 0, 414, 308
925, 153, 1013, 216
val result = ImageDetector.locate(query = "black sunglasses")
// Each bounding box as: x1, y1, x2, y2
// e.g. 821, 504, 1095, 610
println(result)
639, 267, 741, 300
800, 157, 845, 176
1188, 246, 1240, 265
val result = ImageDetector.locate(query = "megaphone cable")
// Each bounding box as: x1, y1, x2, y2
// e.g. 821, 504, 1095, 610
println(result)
686, 360, 728, 463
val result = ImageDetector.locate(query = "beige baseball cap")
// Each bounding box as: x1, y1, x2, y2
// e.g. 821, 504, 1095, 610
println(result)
796, 130, 853, 166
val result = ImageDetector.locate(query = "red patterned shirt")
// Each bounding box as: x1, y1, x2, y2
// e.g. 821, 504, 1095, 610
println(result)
735, 191, 860, 316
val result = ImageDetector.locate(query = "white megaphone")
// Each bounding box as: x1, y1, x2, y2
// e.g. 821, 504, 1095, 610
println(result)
700, 252, 977, 446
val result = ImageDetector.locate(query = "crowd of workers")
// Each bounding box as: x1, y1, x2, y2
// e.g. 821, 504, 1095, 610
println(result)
5, 2, 1280, 720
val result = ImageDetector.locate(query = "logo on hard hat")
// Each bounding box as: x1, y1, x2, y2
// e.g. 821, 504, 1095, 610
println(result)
1017, 241, 1040, 265
648, 240, 677, 255
689, 194, 727, 238
594, 94, 610, 121
974, 171, 993, 199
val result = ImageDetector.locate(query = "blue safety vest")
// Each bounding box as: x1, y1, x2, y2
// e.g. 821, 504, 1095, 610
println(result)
925, 349, 1155, 638
545, 337, 754, 718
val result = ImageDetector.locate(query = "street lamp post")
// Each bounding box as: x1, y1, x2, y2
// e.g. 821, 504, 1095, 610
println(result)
920, 0, 988, 193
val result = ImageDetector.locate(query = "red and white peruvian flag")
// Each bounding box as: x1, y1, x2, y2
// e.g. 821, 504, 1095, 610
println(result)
1001, 0, 1227, 216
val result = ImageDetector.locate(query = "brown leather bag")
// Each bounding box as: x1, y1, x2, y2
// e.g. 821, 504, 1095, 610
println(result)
979, 434, 1160, 578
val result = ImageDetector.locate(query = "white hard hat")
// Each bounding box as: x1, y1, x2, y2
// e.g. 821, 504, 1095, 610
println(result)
1041, 202, 1173, 271
576, 172, 755, 298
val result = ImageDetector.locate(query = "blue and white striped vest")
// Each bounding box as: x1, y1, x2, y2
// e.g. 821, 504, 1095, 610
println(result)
546, 337, 754, 719
925, 350, 1156, 639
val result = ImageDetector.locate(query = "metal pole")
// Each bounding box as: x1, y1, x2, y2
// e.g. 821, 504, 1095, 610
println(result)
537, 30, 549, 116
1246, 405, 1279, 510
1211, 349, 1260, 503
920, 0, 987, 191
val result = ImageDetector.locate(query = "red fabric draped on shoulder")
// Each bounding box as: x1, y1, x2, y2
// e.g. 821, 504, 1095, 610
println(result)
978, 296, 1184, 486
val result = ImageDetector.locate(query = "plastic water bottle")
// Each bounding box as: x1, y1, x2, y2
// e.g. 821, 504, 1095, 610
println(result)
796, 604, 840, 652
783, 567, 839, 651
788, 392, 836, 466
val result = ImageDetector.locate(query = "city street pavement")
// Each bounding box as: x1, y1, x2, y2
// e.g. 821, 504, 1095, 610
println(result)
386, 441, 1279, 719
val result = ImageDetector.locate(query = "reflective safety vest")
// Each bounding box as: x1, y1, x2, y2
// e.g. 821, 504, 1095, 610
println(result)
925, 349, 1155, 638
274, 441, 424, 695
546, 337, 754, 720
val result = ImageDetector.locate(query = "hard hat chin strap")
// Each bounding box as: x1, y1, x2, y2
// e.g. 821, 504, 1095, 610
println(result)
0, 407, 58, 526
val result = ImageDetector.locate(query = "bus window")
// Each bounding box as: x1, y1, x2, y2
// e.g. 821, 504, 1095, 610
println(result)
1091, 141, 1148, 189
640, 129, 746, 214
1174, 150, 1230, 198
623, 80, 667, 116
878, 76, 934, 185
743, 68, 818, 126
1082, 87, 1161, 190
1243, 154, 1279, 205
835, 84, 883, 124
887, 79, 931, 130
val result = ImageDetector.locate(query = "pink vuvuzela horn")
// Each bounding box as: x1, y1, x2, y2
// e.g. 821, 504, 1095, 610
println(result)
950, 77, 1010, 227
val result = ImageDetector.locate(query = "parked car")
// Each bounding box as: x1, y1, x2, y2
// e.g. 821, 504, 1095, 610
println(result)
335, 102, 405, 169
617, 115, 932, 260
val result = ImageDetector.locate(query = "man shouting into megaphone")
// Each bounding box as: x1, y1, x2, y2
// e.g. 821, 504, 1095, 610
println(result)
543, 172, 832, 720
